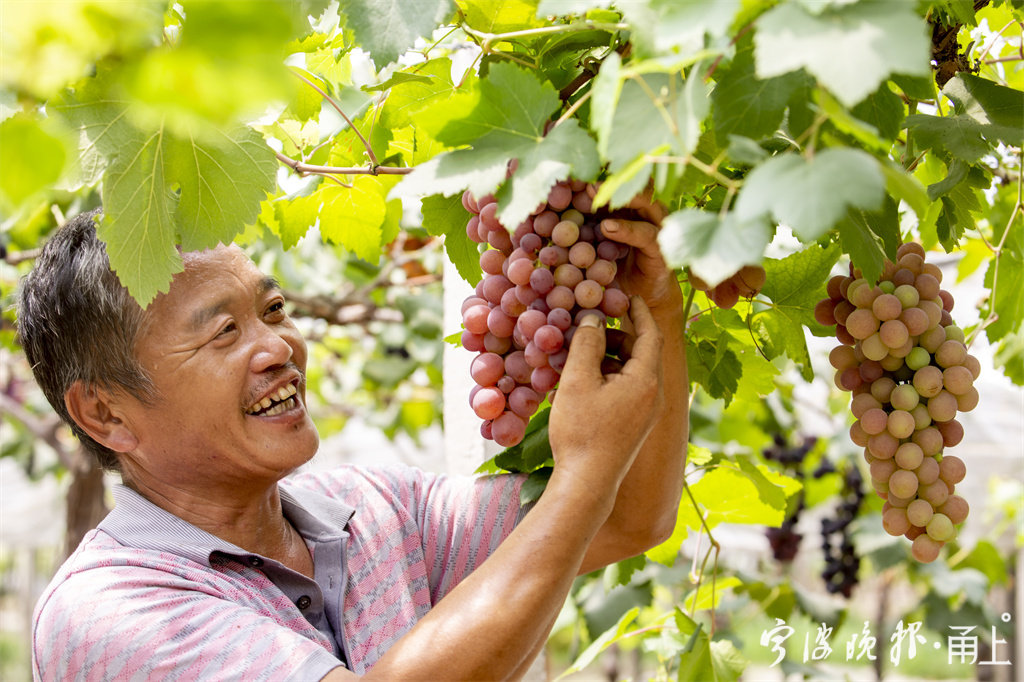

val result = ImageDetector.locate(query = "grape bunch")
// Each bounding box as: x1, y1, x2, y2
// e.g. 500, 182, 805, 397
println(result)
816, 242, 977, 563
689, 265, 767, 309
820, 465, 865, 597
460, 180, 633, 447
762, 435, 818, 562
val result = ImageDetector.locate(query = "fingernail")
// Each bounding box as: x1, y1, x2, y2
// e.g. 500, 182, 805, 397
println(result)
602, 219, 619, 233
579, 314, 602, 329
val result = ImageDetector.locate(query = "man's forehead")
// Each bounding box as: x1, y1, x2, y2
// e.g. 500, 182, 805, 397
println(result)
147, 245, 277, 317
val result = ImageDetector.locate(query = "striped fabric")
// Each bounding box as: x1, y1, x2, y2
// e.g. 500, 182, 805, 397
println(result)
32, 464, 527, 681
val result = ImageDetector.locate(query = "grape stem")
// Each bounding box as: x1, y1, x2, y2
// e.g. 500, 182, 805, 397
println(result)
275, 151, 414, 177
292, 71, 379, 168
682, 480, 721, 632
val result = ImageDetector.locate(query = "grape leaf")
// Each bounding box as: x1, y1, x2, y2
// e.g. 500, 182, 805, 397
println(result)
983, 250, 1024, 343
850, 83, 905, 141
735, 149, 885, 243
99, 127, 181, 306
338, 0, 454, 66
378, 58, 459, 130
754, 1, 930, 107
392, 63, 598, 228
457, 0, 544, 33
316, 178, 389, 262
690, 462, 787, 528
421, 192, 482, 284
0, 117, 68, 207
837, 198, 899, 286
658, 209, 772, 288
274, 193, 320, 249
602, 70, 710, 172
751, 242, 842, 380
905, 73, 1024, 162
619, 0, 740, 56
711, 34, 808, 145
688, 340, 742, 406
170, 126, 278, 251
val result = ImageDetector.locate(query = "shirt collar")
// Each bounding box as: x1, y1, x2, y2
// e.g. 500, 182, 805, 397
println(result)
98, 481, 356, 567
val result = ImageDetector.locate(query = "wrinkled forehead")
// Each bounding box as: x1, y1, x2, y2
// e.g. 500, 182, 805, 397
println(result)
143, 244, 270, 324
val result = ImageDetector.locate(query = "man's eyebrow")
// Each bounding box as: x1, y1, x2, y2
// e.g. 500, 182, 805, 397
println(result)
189, 276, 283, 331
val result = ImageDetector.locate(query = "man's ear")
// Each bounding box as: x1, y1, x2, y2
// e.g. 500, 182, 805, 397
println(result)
64, 381, 139, 453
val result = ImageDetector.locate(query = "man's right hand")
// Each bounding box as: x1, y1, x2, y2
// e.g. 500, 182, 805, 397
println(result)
547, 297, 665, 510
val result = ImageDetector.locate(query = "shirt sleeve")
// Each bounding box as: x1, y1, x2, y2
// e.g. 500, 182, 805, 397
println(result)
32, 563, 343, 682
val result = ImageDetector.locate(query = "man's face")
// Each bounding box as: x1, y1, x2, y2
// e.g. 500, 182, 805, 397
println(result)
115, 245, 319, 489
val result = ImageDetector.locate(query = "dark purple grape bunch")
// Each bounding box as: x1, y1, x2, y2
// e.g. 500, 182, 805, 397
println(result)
820, 465, 865, 598
763, 435, 817, 563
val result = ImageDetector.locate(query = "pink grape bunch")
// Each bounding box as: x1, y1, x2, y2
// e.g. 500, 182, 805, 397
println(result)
461, 179, 633, 448
815, 242, 979, 563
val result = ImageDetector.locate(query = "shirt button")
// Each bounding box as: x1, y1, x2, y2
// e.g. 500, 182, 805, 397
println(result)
247, 556, 264, 567
296, 596, 312, 610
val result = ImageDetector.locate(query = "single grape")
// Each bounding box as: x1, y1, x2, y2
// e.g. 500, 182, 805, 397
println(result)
906, 499, 934, 527
851, 392, 882, 418
472, 387, 506, 420
926, 390, 958, 422
492, 411, 527, 447
887, 410, 916, 439
925, 513, 956, 542
574, 279, 604, 309
814, 299, 838, 326
889, 469, 919, 499
889, 383, 920, 411
936, 418, 964, 448
600, 288, 630, 317
900, 307, 930, 336
869, 376, 896, 403
938, 455, 966, 485
912, 427, 944, 457
879, 319, 909, 349
894, 442, 924, 470
911, 534, 943, 563
471, 352, 506, 386
882, 507, 911, 536
938, 495, 969, 524
893, 284, 920, 309
872, 293, 902, 322
508, 386, 542, 418
913, 366, 944, 398
860, 408, 889, 435
915, 456, 940, 486
905, 346, 931, 371
935, 340, 967, 368
534, 325, 565, 354
860, 333, 888, 361
846, 309, 880, 340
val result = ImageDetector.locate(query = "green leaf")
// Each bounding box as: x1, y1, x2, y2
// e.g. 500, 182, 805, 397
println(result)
752, 241, 842, 380
957, 540, 1009, 586
560, 607, 639, 677
684, 576, 743, 612
602, 69, 710, 172
421, 192, 482, 284
457, 0, 545, 32
983, 249, 1024, 343
316, 178, 389, 262
99, 126, 181, 306
169, 126, 278, 251
906, 73, 1024, 162
850, 82, 905, 141
735, 149, 885, 242
645, 485, 703, 566
519, 467, 552, 505
590, 51, 623, 159
619, 0, 740, 56
690, 462, 789, 527
658, 209, 772, 288
274, 194, 320, 249
378, 58, 460, 131
711, 33, 808, 145
688, 340, 743, 405
495, 119, 600, 229
994, 328, 1024, 385
754, 1, 930, 107
837, 198, 900, 286
339, 0, 454, 66
0, 116, 68, 207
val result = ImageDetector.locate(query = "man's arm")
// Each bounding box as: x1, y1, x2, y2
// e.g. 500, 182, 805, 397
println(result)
324, 300, 666, 681
576, 200, 690, 573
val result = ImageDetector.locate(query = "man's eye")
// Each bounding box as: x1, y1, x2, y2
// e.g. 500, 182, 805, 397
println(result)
267, 301, 286, 316
217, 322, 237, 336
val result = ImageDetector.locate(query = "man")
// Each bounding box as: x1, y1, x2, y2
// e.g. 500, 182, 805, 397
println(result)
19, 200, 688, 680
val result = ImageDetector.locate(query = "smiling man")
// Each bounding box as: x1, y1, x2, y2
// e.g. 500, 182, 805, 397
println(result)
19, 205, 688, 681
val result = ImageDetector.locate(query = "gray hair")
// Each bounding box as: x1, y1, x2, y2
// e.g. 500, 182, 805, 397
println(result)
16, 209, 156, 472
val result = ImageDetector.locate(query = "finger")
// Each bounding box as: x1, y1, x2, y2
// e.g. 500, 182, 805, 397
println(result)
558, 313, 606, 391
625, 190, 668, 224
617, 297, 662, 378
600, 218, 665, 267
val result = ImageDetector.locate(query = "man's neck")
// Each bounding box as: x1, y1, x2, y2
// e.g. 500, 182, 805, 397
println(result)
122, 474, 314, 578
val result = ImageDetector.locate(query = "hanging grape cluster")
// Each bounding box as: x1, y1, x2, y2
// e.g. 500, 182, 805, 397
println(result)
460, 180, 634, 447
815, 242, 977, 563
820, 465, 865, 597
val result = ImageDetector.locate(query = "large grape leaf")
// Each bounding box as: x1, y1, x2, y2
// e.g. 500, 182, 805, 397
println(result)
735, 148, 885, 243
602, 69, 710, 172
751, 242, 842, 380
99, 127, 181, 306
170, 126, 278, 251
658, 208, 772, 288
391, 63, 599, 230
754, 1, 930, 107
905, 74, 1024, 162
711, 34, 810, 145
315, 178, 390, 263
338, 0, 454, 66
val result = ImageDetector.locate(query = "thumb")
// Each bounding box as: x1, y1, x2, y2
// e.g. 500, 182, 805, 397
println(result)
558, 313, 606, 391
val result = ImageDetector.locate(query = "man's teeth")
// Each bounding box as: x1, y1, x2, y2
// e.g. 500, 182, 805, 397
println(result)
247, 383, 298, 415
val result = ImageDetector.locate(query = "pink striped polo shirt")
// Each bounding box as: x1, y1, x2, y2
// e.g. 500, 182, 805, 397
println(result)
32, 463, 527, 681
